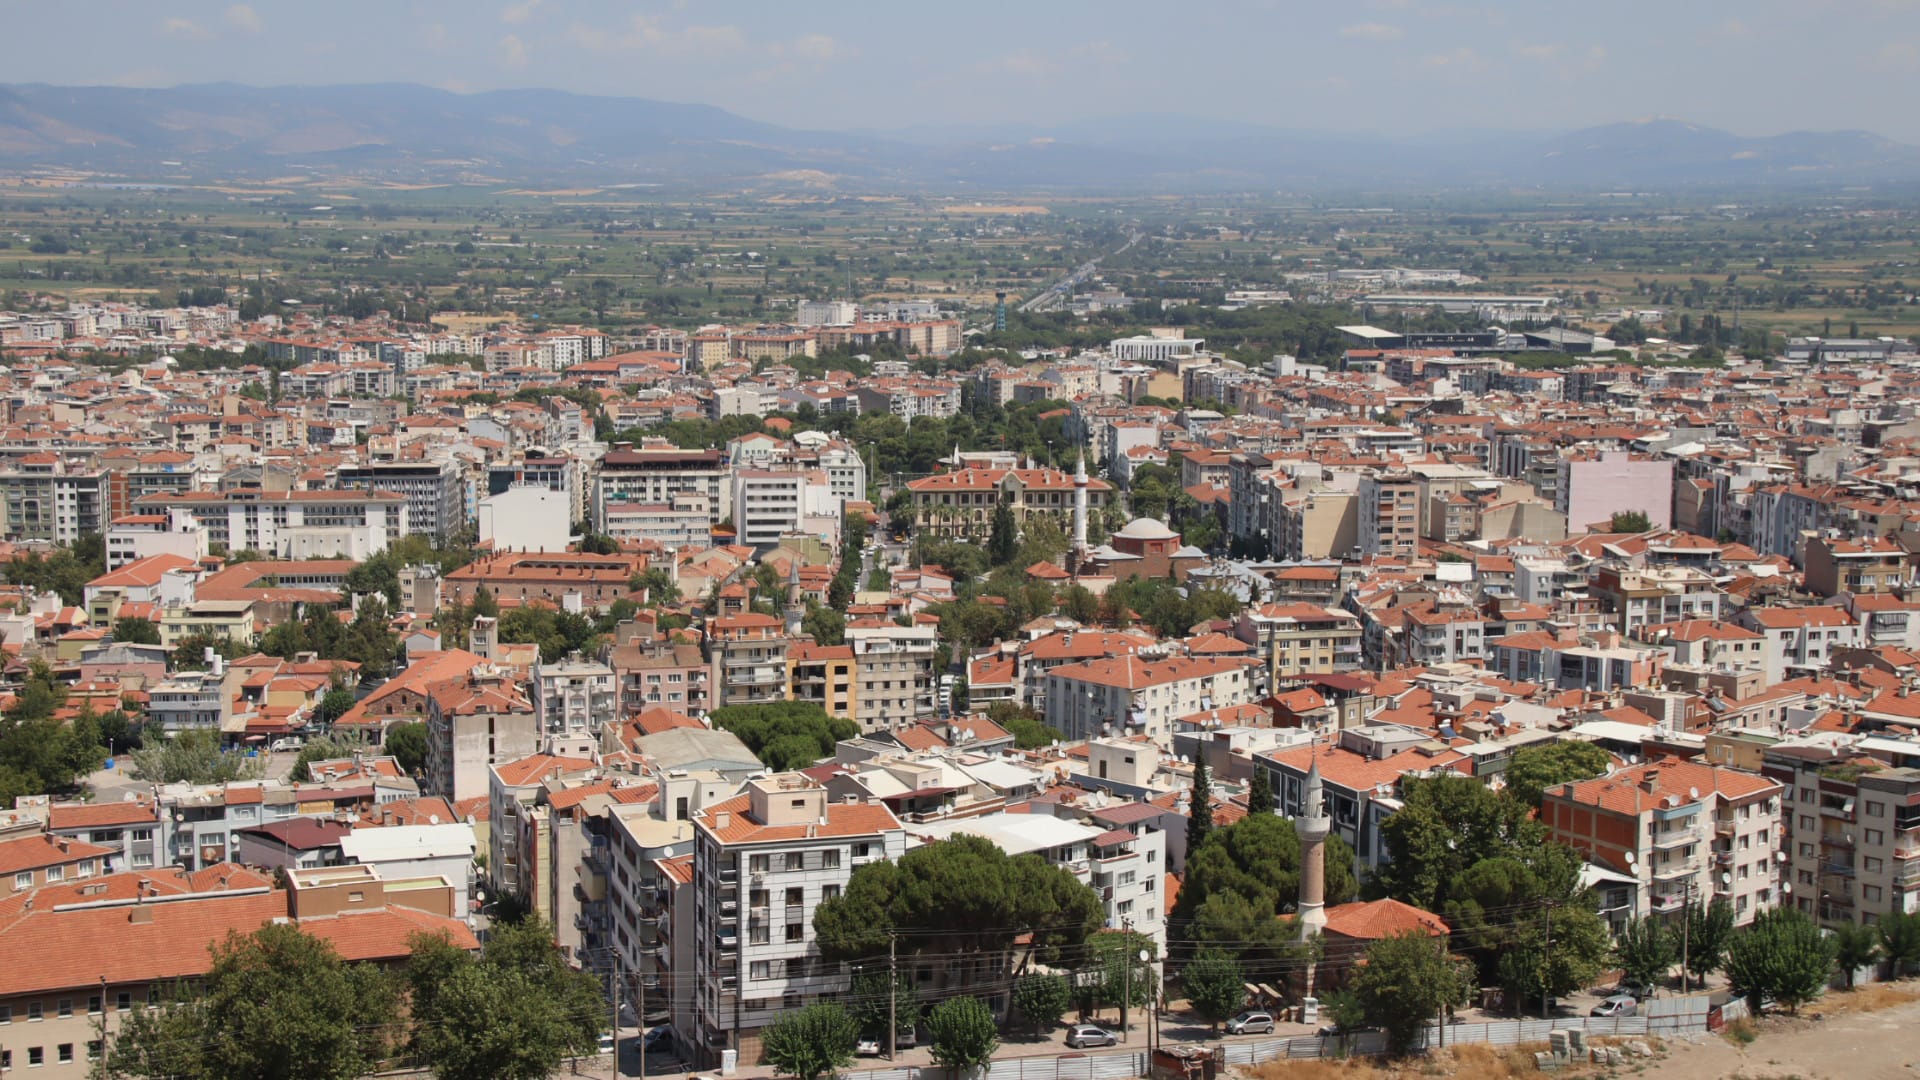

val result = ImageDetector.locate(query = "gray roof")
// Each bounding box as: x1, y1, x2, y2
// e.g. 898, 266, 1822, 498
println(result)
634, 727, 763, 773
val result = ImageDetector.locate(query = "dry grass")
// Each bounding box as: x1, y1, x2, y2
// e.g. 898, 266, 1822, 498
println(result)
1241, 1042, 1552, 1080
1812, 979, 1920, 1016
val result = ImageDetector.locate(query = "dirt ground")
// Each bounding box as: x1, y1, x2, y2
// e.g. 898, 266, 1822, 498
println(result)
1654, 991, 1920, 1080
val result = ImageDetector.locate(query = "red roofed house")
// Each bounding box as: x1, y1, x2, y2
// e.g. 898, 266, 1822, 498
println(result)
1540, 757, 1783, 926
0, 867, 474, 1080
1315, 898, 1450, 990
690, 774, 905, 1067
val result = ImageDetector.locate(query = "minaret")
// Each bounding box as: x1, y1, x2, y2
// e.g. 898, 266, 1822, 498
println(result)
783, 557, 805, 637
1296, 758, 1330, 942
1070, 452, 1090, 573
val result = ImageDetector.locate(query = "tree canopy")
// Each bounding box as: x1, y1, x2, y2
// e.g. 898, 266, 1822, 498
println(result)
1352, 930, 1474, 1056
407, 919, 605, 1080
814, 834, 1104, 981
1502, 740, 1611, 810
760, 1003, 859, 1080
709, 701, 859, 771
1725, 907, 1836, 1015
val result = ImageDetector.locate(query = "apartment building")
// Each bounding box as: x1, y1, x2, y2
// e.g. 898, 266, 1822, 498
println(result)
1802, 534, 1909, 599
424, 667, 540, 802
732, 469, 840, 548
1761, 745, 1920, 927
531, 655, 618, 758
134, 489, 408, 557
708, 614, 790, 709
1590, 566, 1722, 637
0, 461, 112, 544
335, 459, 466, 541
1554, 450, 1674, 532
45, 798, 164, 875
846, 623, 938, 731
1234, 603, 1364, 686
595, 447, 728, 530
1541, 757, 1783, 925
690, 775, 906, 1066
1044, 654, 1259, 742
604, 493, 715, 548
1356, 471, 1419, 559
1734, 605, 1863, 686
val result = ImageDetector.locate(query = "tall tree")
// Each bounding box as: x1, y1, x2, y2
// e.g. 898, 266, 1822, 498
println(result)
1683, 899, 1737, 990
1376, 773, 1545, 913
1503, 741, 1611, 809
409, 920, 603, 1079
1009, 973, 1072, 1034
1878, 910, 1920, 977
384, 721, 429, 775
1246, 768, 1275, 816
1183, 946, 1247, 1031
1353, 930, 1473, 1055
1725, 907, 1837, 1015
1832, 922, 1882, 990
1614, 914, 1677, 992
926, 997, 999, 1074
760, 1003, 858, 1080
103, 922, 395, 1080
1186, 756, 1214, 857
988, 496, 1019, 567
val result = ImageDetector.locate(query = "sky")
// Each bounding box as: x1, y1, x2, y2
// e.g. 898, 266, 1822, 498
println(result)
10, 0, 1920, 141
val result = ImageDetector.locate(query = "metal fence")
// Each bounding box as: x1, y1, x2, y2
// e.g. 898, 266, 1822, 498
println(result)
835, 998, 1719, 1080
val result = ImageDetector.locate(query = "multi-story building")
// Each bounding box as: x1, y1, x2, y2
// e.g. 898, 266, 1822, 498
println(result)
1555, 450, 1674, 533
788, 643, 857, 718
0, 460, 112, 544
846, 623, 937, 731
1276, 489, 1359, 562
604, 493, 715, 548
595, 447, 728, 530
487, 753, 596, 910
1044, 654, 1259, 742
1234, 603, 1364, 687
690, 774, 905, 1066
1590, 566, 1722, 636
610, 640, 713, 718
531, 655, 618, 758
425, 667, 540, 802
732, 469, 839, 548
708, 614, 790, 709
1734, 605, 1862, 686
45, 798, 164, 874
1761, 745, 1920, 927
1356, 471, 1419, 559
904, 467, 1111, 544
1802, 534, 1909, 599
336, 459, 466, 541
1541, 756, 1783, 925
134, 489, 408, 557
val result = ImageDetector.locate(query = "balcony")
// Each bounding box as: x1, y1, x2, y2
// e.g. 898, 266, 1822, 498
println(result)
1715, 820, 1735, 838
1651, 828, 1701, 851
1713, 850, 1735, 867
1821, 861, 1856, 878
1652, 860, 1699, 882
715, 930, 738, 951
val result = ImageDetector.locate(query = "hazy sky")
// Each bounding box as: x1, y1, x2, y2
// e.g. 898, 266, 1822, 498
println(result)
13, 0, 1920, 140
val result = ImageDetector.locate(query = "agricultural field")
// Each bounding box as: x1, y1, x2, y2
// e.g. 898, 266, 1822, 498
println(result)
2, 174, 1917, 349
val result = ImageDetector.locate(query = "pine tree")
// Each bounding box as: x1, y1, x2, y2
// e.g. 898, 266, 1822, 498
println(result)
1187, 756, 1214, 856
1247, 768, 1275, 815
989, 496, 1019, 567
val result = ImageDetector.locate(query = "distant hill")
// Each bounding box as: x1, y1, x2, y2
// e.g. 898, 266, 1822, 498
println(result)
2, 83, 1919, 192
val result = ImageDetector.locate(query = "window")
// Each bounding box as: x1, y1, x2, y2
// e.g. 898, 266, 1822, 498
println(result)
87, 1041, 101, 1062
28, 1002, 42, 1021
28, 1047, 43, 1068
1866, 857, 1884, 873
115, 993, 131, 1012
821, 884, 841, 902
1867, 801, 1886, 818
784, 852, 805, 872
57, 1044, 73, 1065
56, 1000, 71, 1019
750, 925, 769, 945
87, 995, 101, 1015
1867, 829, 1886, 846
11, 871, 28, 890
785, 887, 803, 907
749, 854, 769, 874
786, 923, 804, 942
130, 828, 153, 842
0, 1004, 9, 1023
750, 961, 769, 980
820, 849, 841, 870
44, 866, 61, 883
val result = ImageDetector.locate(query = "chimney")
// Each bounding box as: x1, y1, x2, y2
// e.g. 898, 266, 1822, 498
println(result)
56, 838, 69, 853
714, 811, 731, 831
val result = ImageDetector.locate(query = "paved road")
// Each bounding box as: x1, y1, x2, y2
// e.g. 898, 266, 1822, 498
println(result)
1018, 232, 1144, 313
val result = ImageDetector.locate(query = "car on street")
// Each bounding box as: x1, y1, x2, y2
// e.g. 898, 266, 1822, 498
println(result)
1591, 994, 1639, 1018
1226, 1011, 1275, 1035
642, 1026, 674, 1053
1066, 1025, 1118, 1049
856, 1037, 881, 1057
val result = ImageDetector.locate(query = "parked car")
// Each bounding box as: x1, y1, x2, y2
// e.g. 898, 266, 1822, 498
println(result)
856, 1037, 882, 1057
1591, 994, 1639, 1018
597, 1032, 616, 1055
1066, 1025, 1119, 1049
642, 1026, 674, 1053
1226, 1011, 1275, 1035
271, 737, 304, 752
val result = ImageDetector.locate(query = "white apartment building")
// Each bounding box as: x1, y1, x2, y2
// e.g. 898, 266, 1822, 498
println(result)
104, 512, 207, 571
846, 623, 939, 731
595, 448, 728, 530
1044, 655, 1259, 742
691, 775, 906, 1067
731, 469, 840, 548
531, 655, 618, 758
135, 489, 409, 556
604, 493, 714, 548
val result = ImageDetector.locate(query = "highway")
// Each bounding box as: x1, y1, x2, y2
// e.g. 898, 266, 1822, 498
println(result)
1018, 231, 1144, 313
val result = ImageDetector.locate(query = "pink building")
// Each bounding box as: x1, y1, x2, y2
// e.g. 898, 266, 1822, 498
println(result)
1556, 450, 1674, 532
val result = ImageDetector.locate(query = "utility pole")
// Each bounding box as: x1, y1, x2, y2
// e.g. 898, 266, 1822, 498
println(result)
1120, 917, 1133, 1042
888, 933, 899, 1062
611, 957, 623, 1080
1680, 882, 1695, 993
637, 966, 646, 1080
1541, 902, 1556, 1020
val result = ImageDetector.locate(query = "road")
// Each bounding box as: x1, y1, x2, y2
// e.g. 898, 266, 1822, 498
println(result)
1018, 232, 1144, 313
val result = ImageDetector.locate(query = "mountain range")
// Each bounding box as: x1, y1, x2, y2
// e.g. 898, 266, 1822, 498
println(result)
4, 82, 1920, 193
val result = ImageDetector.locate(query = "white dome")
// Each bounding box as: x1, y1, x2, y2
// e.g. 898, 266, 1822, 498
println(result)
1115, 517, 1180, 541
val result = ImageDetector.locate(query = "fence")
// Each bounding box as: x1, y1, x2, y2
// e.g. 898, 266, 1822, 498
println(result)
835, 997, 1719, 1080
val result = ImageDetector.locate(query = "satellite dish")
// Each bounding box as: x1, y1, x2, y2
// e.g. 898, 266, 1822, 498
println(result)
1628, 754, 1640, 765
1782, 882, 1793, 895
1624, 851, 1636, 865
1689, 786, 1700, 800
1776, 851, 1788, 863
1721, 872, 1732, 886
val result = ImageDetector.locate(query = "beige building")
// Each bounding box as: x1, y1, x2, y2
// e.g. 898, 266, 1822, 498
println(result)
1276, 490, 1358, 561
1762, 745, 1920, 927
847, 623, 937, 731
1235, 603, 1364, 683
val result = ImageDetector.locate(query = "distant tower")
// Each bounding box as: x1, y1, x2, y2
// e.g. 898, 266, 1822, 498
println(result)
994, 291, 1008, 334
1070, 453, 1090, 573
1296, 758, 1330, 943
783, 557, 805, 637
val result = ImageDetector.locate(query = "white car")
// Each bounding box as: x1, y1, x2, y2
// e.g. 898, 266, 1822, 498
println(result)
856, 1037, 881, 1057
